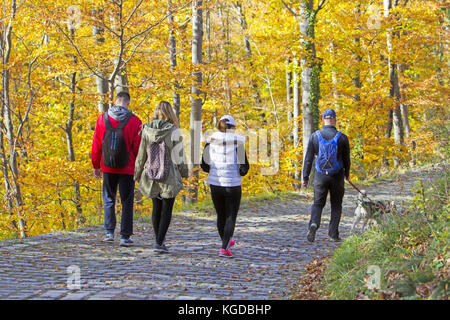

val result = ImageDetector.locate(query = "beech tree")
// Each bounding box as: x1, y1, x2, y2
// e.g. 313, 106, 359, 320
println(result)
189, 0, 204, 203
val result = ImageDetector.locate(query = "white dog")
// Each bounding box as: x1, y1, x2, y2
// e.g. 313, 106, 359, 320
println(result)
351, 190, 395, 233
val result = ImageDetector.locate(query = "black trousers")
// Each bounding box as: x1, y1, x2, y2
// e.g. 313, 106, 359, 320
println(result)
309, 170, 345, 238
103, 172, 135, 239
152, 197, 175, 246
210, 185, 242, 250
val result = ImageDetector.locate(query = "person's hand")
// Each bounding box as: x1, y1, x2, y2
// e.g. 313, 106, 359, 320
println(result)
302, 180, 308, 188
93, 168, 102, 179
345, 176, 350, 183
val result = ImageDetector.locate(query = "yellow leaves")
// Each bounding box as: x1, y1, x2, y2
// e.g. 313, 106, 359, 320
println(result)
0, 0, 445, 241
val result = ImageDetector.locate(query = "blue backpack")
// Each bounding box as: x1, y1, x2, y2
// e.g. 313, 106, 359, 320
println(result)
315, 130, 343, 175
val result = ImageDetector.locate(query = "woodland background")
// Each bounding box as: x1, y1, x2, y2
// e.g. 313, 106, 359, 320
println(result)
0, 0, 448, 239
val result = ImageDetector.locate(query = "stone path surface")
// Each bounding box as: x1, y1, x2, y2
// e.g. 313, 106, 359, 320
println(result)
0, 166, 443, 300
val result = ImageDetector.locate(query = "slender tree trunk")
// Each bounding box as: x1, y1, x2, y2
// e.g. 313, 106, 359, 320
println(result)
292, 55, 301, 185
399, 64, 411, 138
65, 26, 84, 225
234, 1, 262, 106
108, 1, 125, 107
384, 0, 404, 147
189, 0, 204, 203
218, 3, 232, 108
383, 109, 393, 167
168, 0, 181, 119
205, 3, 212, 63
330, 42, 340, 110
92, 9, 108, 113
1, 0, 26, 238
299, 1, 321, 171
400, 103, 410, 138
353, 4, 362, 103
389, 63, 404, 145
286, 57, 293, 123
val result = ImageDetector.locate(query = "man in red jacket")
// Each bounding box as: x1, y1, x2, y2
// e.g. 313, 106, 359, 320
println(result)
91, 92, 142, 247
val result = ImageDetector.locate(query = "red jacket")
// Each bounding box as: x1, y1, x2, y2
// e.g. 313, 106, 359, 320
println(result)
91, 113, 142, 176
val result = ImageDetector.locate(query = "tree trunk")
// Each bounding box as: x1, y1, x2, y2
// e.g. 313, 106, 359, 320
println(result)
292, 55, 301, 184
205, 3, 212, 63
114, 67, 129, 94
218, 3, 232, 108
1, 0, 26, 238
65, 26, 84, 225
92, 9, 108, 113
189, 0, 204, 203
168, 0, 181, 119
299, 1, 321, 171
384, 0, 404, 147
400, 103, 410, 138
286, 57, 293, 123
399, 64, 411, 138
353, 4, 362, 103
234, 1, 262, 106
330, 42, 340, 110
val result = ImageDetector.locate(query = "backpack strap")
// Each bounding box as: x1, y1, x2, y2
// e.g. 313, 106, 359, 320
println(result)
316, 130, 326, 144
103, 112, 113, 130
332, 131, 342, 144
317, 130, 341, 144
104, 112, 134, 130
116, 113, 134, 130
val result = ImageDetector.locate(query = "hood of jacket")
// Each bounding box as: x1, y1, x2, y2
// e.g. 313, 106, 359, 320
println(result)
140, 119, 175, 143
207, 131, 246, 144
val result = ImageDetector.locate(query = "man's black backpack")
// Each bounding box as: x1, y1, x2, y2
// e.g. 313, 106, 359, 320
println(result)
102, 112, 133, 168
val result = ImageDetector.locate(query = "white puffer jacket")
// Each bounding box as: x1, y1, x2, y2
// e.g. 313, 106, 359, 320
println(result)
206, 132, 246, 187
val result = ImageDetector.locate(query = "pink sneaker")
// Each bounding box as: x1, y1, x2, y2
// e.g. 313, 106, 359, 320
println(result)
219, 248, 233, 258
227, 240, 235, 250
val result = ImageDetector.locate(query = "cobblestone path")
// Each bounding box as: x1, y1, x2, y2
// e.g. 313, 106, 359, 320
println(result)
0, 167, 440, 300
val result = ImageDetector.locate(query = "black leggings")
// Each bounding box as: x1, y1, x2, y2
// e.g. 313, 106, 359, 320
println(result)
152, 197, 175, 246
210, 185, 242, 250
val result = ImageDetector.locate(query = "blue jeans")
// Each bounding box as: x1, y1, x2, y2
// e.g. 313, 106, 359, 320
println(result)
103, 172, 135, 239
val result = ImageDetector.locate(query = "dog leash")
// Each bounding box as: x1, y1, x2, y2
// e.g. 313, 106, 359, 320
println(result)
347, 180, 387, 213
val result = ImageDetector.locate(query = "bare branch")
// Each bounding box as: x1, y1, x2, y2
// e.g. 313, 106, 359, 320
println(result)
124, 0, 144, 28
281, 0, 297, 17
48, 15, 105, 80
316, 0, 328, 13
124, 1, 191, 46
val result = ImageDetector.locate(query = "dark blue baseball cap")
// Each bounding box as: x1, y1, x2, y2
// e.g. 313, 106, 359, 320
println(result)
323, 108, 337, 119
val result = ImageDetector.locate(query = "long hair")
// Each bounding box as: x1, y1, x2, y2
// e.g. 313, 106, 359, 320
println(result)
152, 101, 180, 128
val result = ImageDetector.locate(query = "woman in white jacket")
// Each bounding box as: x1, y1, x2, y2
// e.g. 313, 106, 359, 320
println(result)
201, 115, 249, 257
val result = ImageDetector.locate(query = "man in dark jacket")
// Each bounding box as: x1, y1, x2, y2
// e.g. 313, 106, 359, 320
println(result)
302, 109, 351, 242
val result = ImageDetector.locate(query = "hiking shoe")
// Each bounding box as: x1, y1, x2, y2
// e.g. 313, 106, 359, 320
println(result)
119, 238, 134, 247
104, 233, 114, 242
219, 249, 233, 258
307, 224, 318, 243
154, 244, 169, 253
329, 236, 342, 243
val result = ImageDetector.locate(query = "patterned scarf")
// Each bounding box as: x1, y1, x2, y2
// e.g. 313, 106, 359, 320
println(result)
108, 105, 131, 122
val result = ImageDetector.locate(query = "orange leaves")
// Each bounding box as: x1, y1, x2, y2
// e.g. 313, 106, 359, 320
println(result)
0, 0, 446, 241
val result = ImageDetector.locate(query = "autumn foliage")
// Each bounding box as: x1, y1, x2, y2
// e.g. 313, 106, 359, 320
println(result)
0, 0, 448, 239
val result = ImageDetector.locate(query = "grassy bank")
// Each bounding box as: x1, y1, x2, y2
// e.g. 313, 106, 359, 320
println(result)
293, 171, 449, 300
